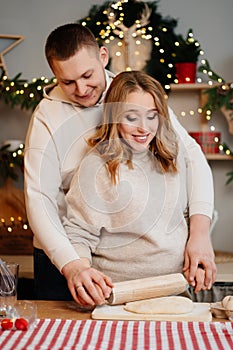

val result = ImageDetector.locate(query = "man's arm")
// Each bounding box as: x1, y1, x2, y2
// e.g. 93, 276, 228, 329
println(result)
24, 103, 79, 271
183, 214, 216, 292
169, 106, 214, 215
169, 107, 216, 290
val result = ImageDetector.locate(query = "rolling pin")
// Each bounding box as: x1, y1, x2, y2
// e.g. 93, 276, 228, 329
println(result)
106, 273, 188, 305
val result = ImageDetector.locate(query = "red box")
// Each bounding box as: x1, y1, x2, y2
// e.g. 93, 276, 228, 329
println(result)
189, 132, 221, 154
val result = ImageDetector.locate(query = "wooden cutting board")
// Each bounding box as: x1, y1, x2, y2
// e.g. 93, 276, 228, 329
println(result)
92, 302, 212, 322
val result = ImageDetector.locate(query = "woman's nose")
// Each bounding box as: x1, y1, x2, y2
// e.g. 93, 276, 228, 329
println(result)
137, 120, 148, 133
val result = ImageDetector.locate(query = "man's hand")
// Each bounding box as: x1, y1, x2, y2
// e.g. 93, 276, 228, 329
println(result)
184, 266, 206, 293
62, 259, 113, 306
183, 214, 217, 292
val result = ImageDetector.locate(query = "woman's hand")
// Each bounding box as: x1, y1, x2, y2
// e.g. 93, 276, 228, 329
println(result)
62, 258, 113, 306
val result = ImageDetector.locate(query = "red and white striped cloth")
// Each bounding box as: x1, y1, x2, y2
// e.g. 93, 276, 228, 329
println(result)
0, 319, 232, 350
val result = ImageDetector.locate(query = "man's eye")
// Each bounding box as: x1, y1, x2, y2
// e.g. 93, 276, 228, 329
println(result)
83, 74, 92, 79
62, 81, 73, 85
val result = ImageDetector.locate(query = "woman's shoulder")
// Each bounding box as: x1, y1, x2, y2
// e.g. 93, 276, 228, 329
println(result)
78, 149, 109, 177
74, 149, 114, 199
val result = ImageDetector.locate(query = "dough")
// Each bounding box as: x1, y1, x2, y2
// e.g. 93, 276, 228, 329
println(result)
222, 295, 233, 310
124, 296, 193, 314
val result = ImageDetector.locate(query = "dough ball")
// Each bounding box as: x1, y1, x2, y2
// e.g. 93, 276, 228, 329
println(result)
222, 295, 233, 310
124, 296, 193, 315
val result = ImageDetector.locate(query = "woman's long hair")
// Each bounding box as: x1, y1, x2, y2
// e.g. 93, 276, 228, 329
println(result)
88, 70, 178, 184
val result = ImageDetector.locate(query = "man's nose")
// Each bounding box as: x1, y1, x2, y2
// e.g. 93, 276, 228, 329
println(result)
74, 80, 86, 95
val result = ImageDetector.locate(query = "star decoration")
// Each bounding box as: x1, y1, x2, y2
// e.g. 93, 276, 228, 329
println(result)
0, 34, 25, 77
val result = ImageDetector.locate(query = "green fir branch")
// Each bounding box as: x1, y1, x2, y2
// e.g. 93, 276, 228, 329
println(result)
0, 73, 54, 111
226, 171, 233, 185
0, 144, 24, 183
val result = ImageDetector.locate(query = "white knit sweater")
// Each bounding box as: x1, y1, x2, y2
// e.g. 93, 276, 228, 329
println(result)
64, 142, 213, 282
24, 68, 214, 272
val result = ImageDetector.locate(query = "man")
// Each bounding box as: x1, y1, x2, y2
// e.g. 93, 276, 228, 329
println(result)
24, 23, 216, 305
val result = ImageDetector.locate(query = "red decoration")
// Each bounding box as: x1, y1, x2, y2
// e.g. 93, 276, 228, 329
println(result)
189, 132, 221, 154
175, 62, 197, 83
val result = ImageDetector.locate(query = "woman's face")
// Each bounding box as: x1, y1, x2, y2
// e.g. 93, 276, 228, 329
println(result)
118, 90, 159, 152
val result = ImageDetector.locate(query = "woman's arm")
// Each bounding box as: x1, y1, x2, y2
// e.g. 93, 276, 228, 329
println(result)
63, 153, 114, 305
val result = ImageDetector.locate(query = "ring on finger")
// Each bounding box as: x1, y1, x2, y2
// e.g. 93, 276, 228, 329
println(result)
76, 285, 83, 290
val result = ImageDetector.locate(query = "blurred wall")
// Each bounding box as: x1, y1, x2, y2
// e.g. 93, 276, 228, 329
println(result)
1, 0, 233, 252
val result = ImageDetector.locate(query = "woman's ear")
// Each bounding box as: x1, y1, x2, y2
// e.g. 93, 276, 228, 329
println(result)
99, 46, 109, 68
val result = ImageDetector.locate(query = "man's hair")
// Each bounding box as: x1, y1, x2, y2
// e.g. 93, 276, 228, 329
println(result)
45, 23, 99, 67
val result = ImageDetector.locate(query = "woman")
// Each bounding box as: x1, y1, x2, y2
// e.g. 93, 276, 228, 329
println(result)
64, 71, 216, 306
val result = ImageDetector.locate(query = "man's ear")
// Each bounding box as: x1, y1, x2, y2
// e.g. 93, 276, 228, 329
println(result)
99, 46, 109, 68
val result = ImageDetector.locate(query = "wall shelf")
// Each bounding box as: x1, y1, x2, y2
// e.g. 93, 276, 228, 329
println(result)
168, 83, 233, 161
170, 83, 218, 91
168, 86, 233, 253
206, 154, 233, 161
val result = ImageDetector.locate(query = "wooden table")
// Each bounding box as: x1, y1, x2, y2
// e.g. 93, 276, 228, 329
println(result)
1, 301, 232, 350
36, 300, 92, 320
35, 300, 229, 322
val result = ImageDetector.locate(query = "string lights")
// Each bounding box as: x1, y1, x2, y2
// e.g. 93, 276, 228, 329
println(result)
0, 0, 232, 156
0, 215, 33, 255
0, 74, 55, 111
0, 216, 29, 233
0, 142, 24, 182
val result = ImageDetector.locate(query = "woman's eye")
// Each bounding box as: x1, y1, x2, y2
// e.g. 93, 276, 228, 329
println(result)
148, 112, 159, 120
125, 115, 137, 122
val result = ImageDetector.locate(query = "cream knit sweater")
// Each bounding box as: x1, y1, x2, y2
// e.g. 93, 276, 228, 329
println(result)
64, 143, 213, 282
25, 66, 213, 272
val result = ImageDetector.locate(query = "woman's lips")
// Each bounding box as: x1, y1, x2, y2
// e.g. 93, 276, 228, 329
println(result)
132, 134, 150, 143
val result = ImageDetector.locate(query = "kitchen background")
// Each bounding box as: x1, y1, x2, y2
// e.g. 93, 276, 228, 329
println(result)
0, 0, 233, 253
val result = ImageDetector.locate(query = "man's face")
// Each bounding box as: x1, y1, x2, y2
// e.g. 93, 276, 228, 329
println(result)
51, 46, 108, 108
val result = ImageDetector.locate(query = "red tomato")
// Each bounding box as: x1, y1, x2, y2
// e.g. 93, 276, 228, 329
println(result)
15, 318, 29, 331
1, 319, 13, 330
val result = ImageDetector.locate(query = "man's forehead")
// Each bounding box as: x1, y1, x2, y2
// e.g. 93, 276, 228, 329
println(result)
53, 48, 98, 79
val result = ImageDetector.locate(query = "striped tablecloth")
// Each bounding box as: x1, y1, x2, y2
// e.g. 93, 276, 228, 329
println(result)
0, 319, 232, 349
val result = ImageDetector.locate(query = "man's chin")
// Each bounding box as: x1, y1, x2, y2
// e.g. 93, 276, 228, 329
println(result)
75, 97, 99, 108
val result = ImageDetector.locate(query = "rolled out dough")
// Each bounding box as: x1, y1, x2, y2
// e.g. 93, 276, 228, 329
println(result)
124, 296, 193, 314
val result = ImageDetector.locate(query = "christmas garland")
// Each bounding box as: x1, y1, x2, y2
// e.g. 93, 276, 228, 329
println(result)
198, 60, 233, 111
0, 0, 232, 177
0, 72, 54, 111
0, 0, 232, 114
77, 0, 188, 87
0, 143, 24, 184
